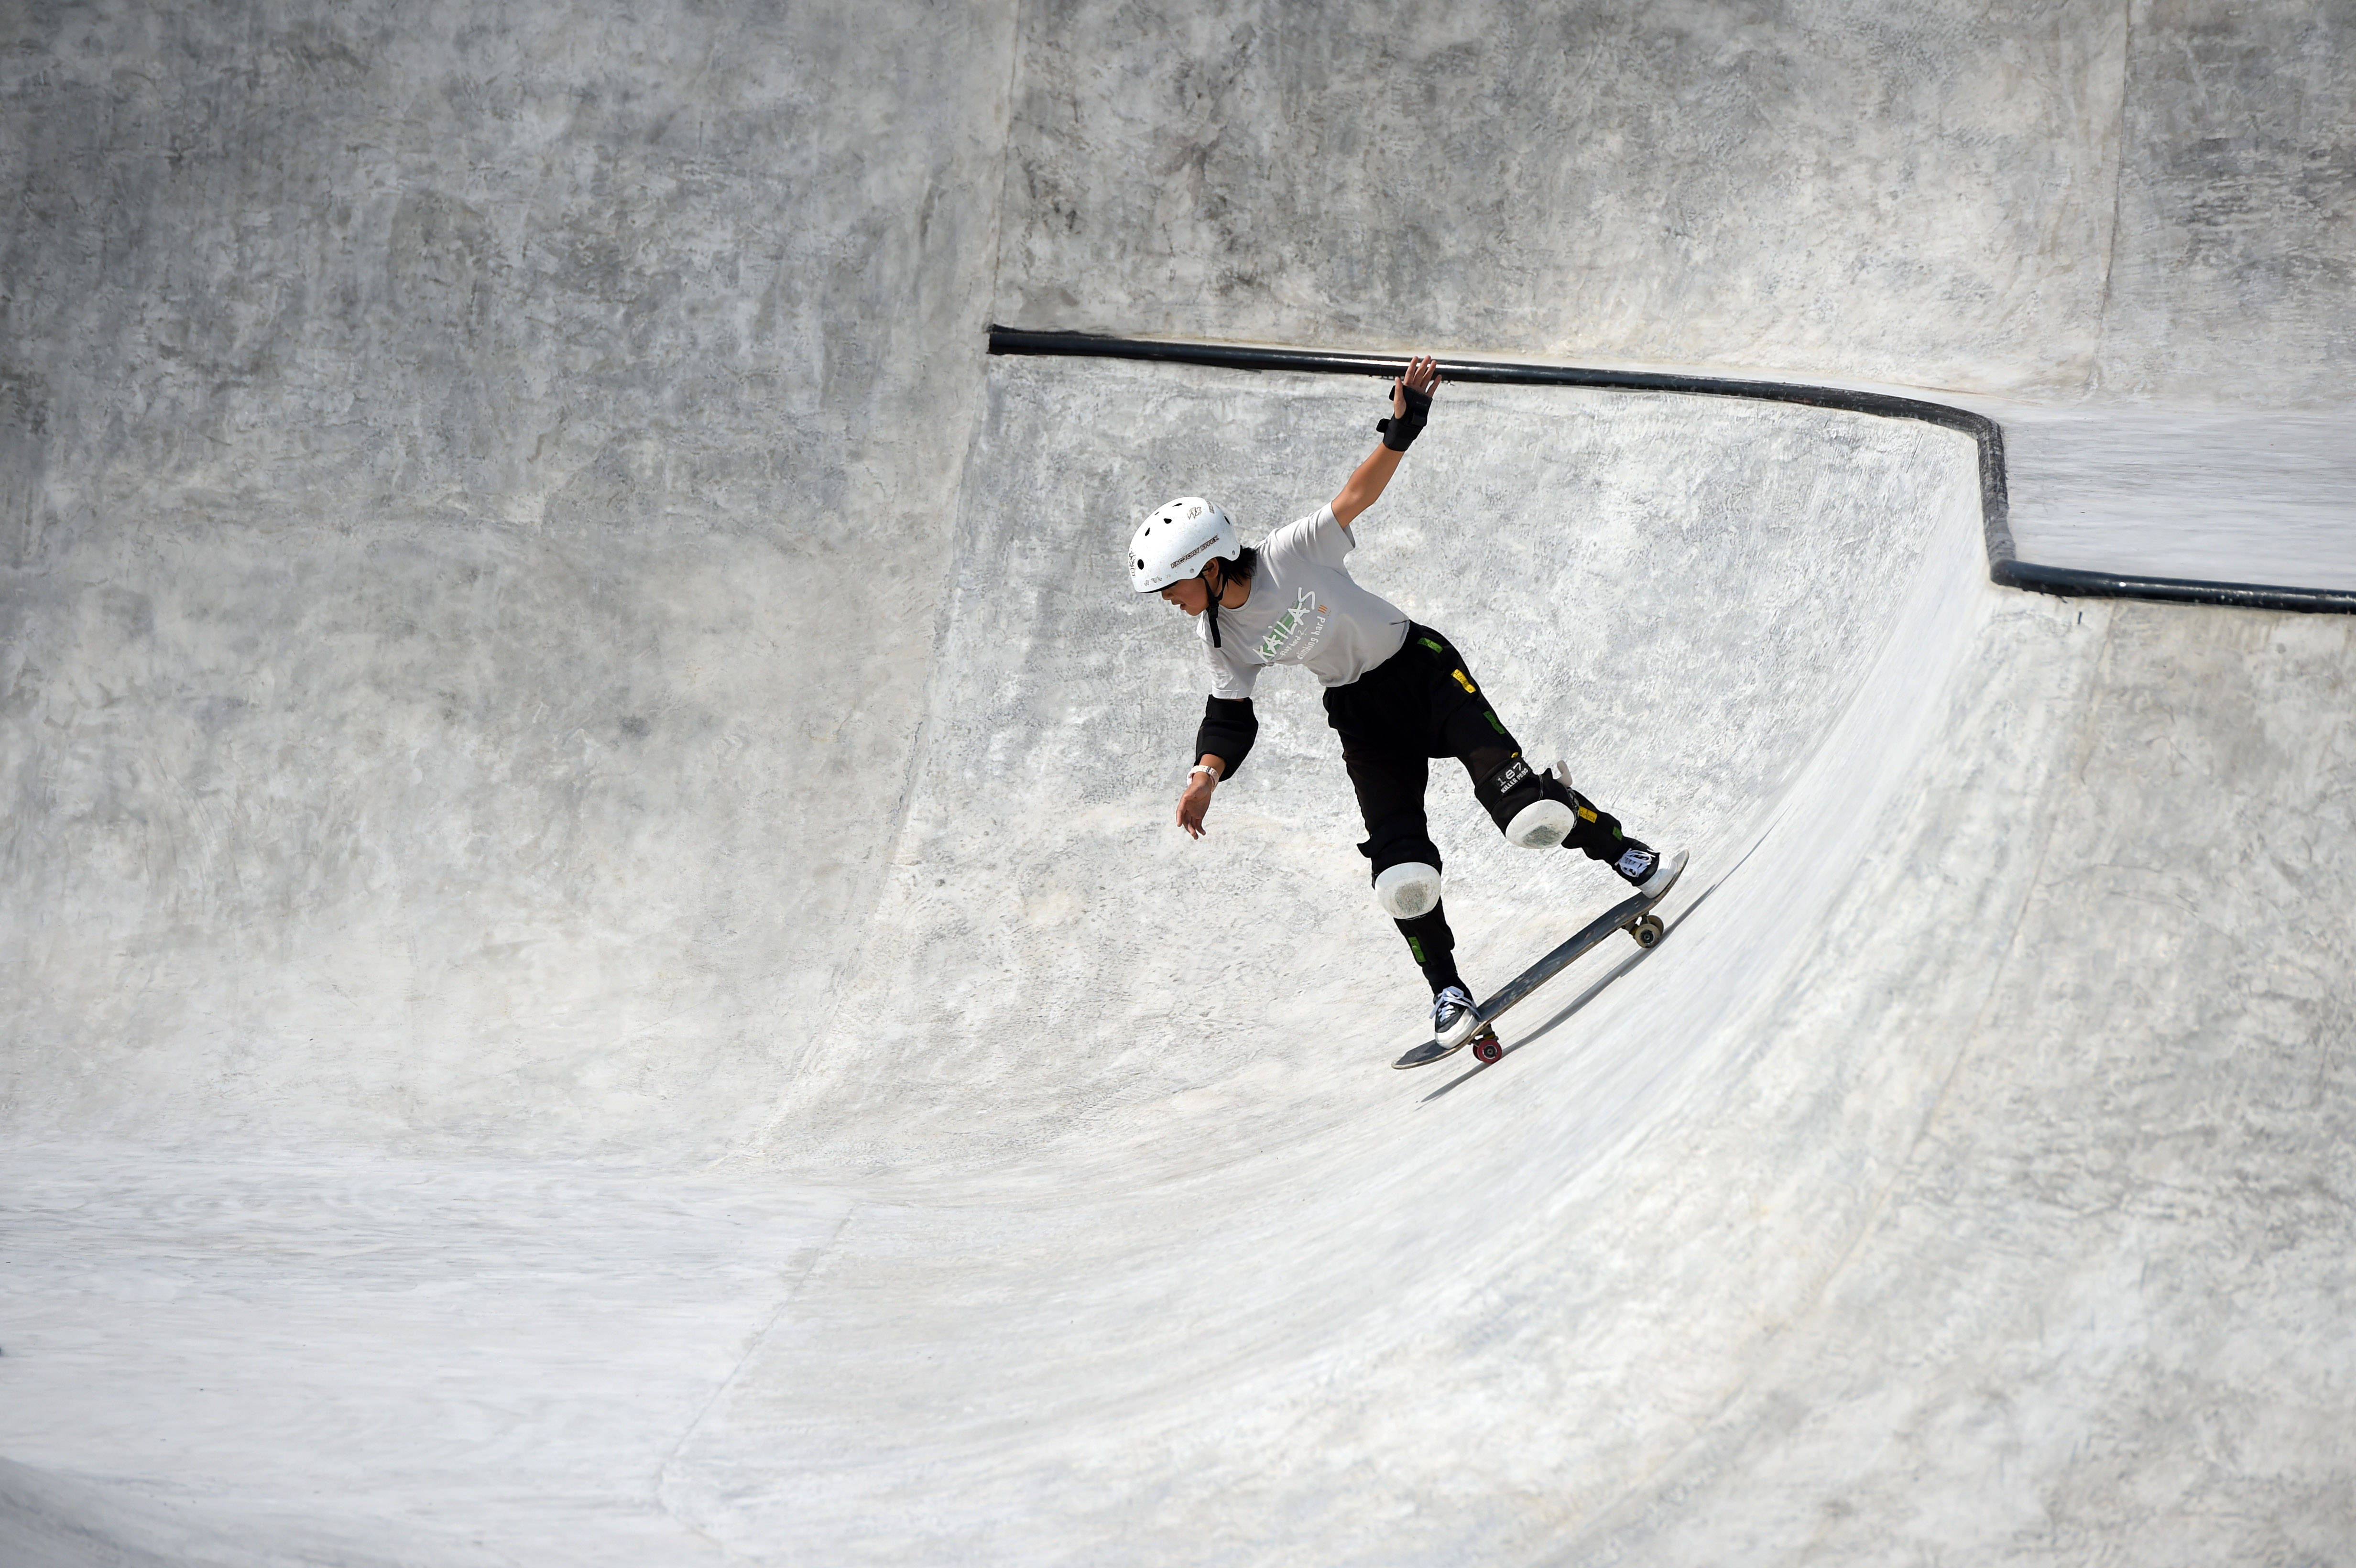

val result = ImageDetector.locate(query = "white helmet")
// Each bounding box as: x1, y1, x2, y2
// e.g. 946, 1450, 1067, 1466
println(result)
1130, 497, 1239, 593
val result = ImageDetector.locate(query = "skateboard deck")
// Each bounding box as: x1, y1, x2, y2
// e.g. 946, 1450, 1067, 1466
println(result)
1393, 849, 1688, 1070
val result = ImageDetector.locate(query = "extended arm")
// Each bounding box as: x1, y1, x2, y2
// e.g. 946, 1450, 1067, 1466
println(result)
1331, 355, 1442, 528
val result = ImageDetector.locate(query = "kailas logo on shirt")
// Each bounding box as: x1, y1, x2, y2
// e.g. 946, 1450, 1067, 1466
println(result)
1257, 588, 1327, 663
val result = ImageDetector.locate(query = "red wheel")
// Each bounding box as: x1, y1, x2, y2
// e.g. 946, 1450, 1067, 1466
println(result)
1473, 1034, 1503, 1064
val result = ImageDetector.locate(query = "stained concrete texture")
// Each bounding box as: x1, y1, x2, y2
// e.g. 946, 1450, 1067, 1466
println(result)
998, 0, 2356, 406
4, 2, 2355, 1565
2098, 0, 2356, 404
1, 0, 1018, 1153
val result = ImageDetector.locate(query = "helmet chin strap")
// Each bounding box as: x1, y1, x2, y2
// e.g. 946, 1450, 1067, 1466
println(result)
1204, 560, 1225, 648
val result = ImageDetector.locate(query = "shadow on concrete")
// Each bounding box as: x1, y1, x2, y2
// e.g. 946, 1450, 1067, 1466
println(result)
1418, 874, 1733, 1103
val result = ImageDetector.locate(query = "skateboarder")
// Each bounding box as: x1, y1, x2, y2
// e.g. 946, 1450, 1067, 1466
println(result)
1127, 356, 1677, 1051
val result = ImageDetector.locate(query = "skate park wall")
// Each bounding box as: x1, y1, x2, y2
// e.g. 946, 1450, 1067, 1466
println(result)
7, 0, 2354, 1154
996, 0, 2356, 408
3, 1, 2355, 1564
1, 2, 1021, 1154
9, 0, 2346, 1149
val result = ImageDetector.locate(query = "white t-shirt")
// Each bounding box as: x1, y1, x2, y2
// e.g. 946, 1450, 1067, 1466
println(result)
1199, 505, 1411, 699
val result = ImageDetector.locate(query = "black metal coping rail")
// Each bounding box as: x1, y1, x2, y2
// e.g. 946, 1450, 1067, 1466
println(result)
988, 327, 2356, 617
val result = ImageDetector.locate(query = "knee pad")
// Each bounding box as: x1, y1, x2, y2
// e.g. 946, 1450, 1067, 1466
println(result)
1475, 754, 1575, 849
1373, 861, 1443, 919
1505, 797, 1575, 848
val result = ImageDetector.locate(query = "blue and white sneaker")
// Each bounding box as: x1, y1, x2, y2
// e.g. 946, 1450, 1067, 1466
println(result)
1431, 984, 1481, 1049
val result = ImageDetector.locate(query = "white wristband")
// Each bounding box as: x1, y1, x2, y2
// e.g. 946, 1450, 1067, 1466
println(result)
1189, 764, 1220, 784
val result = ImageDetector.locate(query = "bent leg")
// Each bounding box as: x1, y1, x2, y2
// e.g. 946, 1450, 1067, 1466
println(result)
1423, 664, 1582, 847
1424, 653, 1657, 875
1341, 748, 1466, 995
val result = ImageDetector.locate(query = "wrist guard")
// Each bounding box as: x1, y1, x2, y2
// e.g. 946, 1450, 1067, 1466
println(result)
1375, 384, 1432, 451
1193, 696, 1258, 782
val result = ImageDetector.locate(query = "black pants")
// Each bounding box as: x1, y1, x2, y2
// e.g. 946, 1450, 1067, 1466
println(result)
1324, 623, 1632, 991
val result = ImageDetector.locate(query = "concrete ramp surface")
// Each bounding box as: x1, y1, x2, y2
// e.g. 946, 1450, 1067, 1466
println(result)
4, 4, 2353, 1565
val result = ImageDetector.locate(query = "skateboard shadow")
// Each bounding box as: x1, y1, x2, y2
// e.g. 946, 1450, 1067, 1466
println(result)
1417, 874, 1732, 1103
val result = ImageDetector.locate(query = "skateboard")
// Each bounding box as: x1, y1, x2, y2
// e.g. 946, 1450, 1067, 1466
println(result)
1392, 849, 1688, 1070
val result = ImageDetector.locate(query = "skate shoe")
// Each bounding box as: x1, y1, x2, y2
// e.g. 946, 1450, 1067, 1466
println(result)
1612, 841, 1678, 900
1431, 984, 1481, 1049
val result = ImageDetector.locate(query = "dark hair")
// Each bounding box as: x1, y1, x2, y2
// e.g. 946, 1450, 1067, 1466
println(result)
1224, 544, 1260, 585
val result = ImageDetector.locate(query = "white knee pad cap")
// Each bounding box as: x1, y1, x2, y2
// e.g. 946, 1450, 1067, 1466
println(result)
1505, 798, 1575, 849
1373, 861, 1443, 919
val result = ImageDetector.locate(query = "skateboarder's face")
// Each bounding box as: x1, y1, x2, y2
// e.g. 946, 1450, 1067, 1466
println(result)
1159, 569, 1213, 616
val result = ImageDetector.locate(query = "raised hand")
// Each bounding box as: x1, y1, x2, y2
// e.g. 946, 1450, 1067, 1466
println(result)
1392, 354, 1442, 418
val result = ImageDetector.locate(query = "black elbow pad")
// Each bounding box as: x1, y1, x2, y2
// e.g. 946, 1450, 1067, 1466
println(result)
1194, 697, 1259, 781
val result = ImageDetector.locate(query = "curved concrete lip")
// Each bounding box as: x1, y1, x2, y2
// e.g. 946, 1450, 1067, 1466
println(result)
991, 326, 2356, 616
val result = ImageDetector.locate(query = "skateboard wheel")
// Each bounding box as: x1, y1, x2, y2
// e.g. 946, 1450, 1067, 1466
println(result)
1632, 914, 1663, 948
1473, 1034, 1503, 1064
